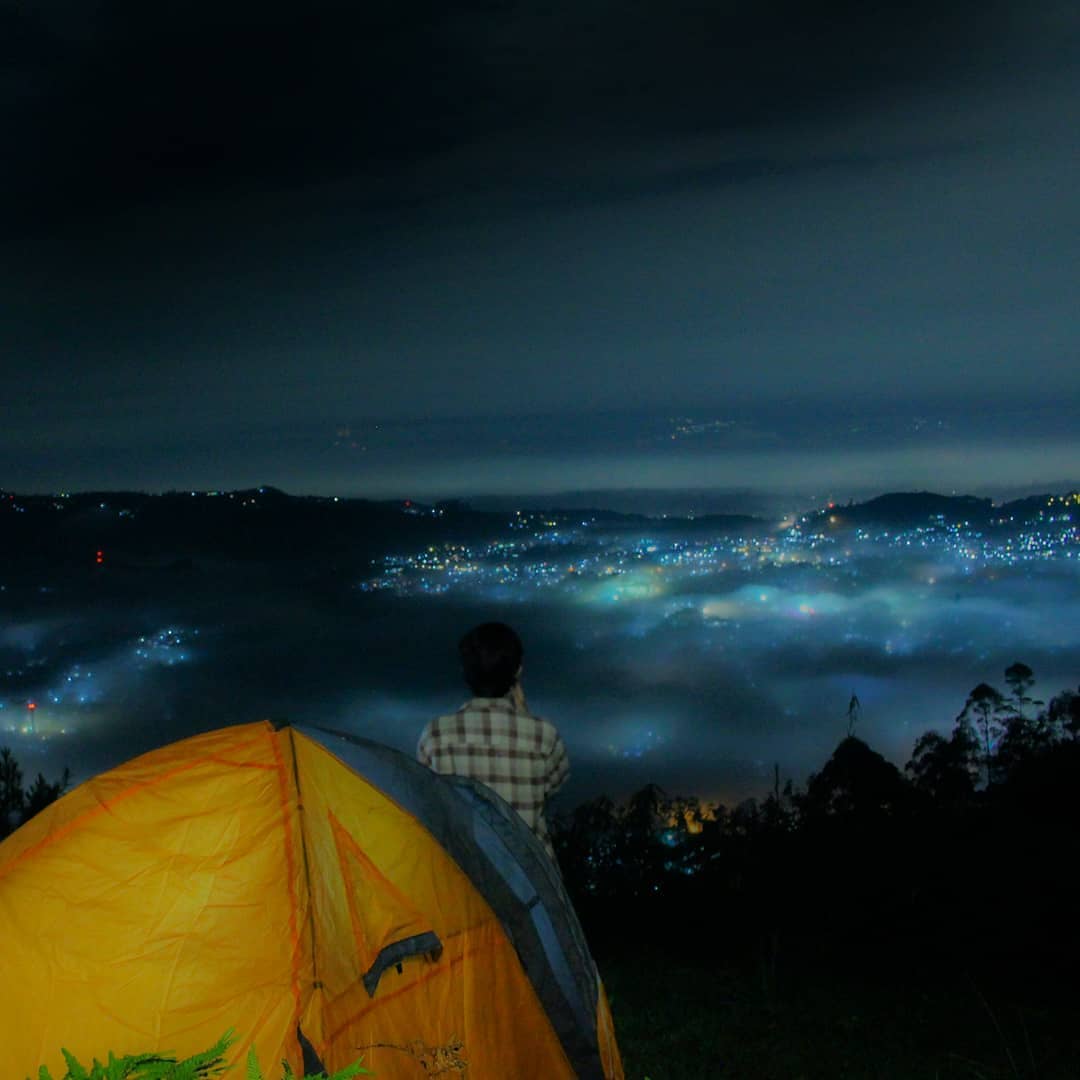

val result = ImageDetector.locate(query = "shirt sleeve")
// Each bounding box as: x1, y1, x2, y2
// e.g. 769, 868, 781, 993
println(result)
417, 723, 433, 768
546, 734, 570, 796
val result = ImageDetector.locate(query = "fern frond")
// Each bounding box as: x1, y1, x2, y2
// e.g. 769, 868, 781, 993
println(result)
130, 1058, 180, 1080
246, 1046, 264, 1080
112, 1050, 173, 1079
325, 1061, 371, 1080
60, 1049, 90, 1080
140, 1063, 182, 1080
170, 1029, 233, 1077
32, 1030, 368, 1080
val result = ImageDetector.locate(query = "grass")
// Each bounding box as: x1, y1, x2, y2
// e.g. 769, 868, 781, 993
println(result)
600, 945, 1080, 1079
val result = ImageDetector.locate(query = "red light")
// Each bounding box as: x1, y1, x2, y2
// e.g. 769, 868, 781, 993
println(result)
27, 702, 36, 711
96, 550, 104, 564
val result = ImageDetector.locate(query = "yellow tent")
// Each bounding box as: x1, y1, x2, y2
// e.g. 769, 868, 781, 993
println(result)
0, 721, 623, 1078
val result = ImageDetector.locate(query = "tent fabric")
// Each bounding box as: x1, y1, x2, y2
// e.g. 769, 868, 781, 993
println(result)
297, 724, 604, 1070
0, 721, 624, 1079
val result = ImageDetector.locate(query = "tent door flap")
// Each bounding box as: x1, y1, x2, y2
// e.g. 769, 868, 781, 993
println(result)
362, 931, 443, 997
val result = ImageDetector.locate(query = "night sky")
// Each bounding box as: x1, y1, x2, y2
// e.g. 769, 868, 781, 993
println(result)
4, 2, 1079, 496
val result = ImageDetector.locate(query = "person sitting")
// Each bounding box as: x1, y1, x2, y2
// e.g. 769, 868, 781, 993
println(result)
417, 622, 569, 860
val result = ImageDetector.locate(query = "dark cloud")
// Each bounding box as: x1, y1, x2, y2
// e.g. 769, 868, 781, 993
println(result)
3, 1, 1057, 226
2, 2, 1078, 491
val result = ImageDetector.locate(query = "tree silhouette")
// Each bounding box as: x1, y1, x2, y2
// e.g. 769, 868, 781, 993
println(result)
1003, 662, 1041, 721
803, 736, 909, 819
760, 765, 798, 834
549, 670, 1080, 986
619, 783, 675, 889
957, 683, 1007, 785
0, 747, 69, 840
21, 768, 71, 824
1046, 686, 1080, 741
0, 746, 25, 839
554, 794, 622, 897
905, 715, 979, 805
992, 665, 1053, 779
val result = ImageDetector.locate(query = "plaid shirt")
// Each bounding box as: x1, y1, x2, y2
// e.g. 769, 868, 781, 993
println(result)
417, 696, 569, 859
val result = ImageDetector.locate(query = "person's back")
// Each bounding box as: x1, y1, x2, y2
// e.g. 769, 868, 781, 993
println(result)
417, 622, 568, 860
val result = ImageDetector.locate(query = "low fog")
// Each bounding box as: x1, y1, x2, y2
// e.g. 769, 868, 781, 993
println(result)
4, 497, 1078, 818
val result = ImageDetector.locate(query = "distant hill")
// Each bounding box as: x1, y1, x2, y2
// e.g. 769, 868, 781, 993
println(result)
526, 507, 766, 533
804, 490, 1078, 530
809, 492, 994, 529
994, 493, 1079, 523
1, 487, 1074, 582
0, 488, 505, 578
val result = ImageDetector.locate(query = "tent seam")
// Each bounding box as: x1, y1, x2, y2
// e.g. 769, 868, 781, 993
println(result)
288, 729, 322, 992
268, 726, 304, 1063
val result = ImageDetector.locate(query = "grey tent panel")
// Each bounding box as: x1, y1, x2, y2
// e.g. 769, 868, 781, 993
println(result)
296, 724, 605, 1080
450, 779, 597, 1037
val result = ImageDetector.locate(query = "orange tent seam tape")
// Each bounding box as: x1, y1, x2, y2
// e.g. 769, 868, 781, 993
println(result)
269, 727, 305, 1050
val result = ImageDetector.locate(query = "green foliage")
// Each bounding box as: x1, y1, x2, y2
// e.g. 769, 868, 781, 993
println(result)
30, 1033, 369, 1080
249, 1045, 369, 1080
32, 1030, 233, 1080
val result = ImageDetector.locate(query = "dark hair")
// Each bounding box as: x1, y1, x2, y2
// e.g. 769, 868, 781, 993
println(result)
458, 622, 523, 698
